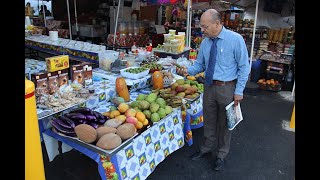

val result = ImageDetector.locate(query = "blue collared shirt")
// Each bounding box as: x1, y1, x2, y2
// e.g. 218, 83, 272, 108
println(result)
187, 26, 250, 95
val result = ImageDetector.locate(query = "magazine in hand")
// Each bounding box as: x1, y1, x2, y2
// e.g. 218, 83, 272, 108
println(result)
225, 101, 243, 130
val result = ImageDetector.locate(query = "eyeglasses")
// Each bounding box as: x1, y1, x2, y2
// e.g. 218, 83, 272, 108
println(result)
200, 24, 210, 29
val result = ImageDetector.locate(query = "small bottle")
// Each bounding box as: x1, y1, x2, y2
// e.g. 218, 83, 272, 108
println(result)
131, 42, 137, 53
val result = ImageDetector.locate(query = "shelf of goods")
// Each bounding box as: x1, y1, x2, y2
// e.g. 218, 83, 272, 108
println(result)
25, 35, 106, 64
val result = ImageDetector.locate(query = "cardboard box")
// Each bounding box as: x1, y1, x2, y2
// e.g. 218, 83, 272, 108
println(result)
71, 64, 84, 85
47, 71, 59, 95
31, 72, 49, 95
81, 62, 93, 87
46, 55, 70, 72
57, 69, 69, 87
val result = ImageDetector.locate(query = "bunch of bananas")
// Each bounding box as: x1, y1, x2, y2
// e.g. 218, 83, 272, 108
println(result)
195, 72, 204, 78
166, 96, 183, 108
159, 88, 175, 100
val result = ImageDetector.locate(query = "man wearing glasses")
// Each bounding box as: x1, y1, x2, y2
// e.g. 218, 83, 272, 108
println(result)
176, 9, 250, 171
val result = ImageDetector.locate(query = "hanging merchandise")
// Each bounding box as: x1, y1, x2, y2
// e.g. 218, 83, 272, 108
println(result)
170, 0, 178, 5
159, 0, 170, 4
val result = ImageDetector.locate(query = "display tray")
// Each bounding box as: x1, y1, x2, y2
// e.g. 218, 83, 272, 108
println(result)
53, 128, 138, 156
152, 47, 191, 55
120, 67, 150, 79
37, 99, 88, 120
51, 120, 153, 156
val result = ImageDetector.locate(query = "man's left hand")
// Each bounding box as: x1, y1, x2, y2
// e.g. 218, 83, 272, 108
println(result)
234, 94, 243, 106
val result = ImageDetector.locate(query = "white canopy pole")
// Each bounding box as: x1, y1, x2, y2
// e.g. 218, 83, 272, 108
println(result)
41, 0, 46, 27
249, 0, 259, 69
113, 0, 122, 47
186, 0, 191, 47
74, 0, 79, 33
188, 9, 192, 48
66, 0, 72, 40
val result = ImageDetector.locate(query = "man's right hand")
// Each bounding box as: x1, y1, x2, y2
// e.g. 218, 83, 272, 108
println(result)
176, 66, 188, 76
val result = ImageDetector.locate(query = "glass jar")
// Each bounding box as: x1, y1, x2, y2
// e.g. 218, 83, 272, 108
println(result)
268, 29, 274, 41
272, 29, 279, 42
278, 28, 284, 42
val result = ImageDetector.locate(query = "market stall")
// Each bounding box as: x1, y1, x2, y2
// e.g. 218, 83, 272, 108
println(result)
26, 47, 205, 179
35, 64, 204, 179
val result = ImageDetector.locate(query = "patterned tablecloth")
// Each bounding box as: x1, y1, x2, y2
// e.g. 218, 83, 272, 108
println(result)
181, 93, 204, 146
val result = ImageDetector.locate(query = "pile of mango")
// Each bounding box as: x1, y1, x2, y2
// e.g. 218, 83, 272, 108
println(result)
128, 93, 173, 123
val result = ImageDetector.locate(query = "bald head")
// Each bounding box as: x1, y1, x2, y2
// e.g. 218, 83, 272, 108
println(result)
202, 9, 222, 24
200, 9, 223, 38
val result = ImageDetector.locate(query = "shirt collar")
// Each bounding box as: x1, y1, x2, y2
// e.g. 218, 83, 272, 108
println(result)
209, 26, 226, 41
217, 26, 227, 40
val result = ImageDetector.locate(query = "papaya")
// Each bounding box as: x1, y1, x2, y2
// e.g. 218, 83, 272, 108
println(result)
116, 77, 130, 101
152, 71, 164, 90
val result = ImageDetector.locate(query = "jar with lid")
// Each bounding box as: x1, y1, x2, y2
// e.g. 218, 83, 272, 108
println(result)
272, 29, 279, 42
278, 28, 284, 42
268, 29, 274, 41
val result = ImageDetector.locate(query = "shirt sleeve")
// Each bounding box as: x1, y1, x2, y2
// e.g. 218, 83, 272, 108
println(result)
187, 39, 206, 76
234, 35, 250, 96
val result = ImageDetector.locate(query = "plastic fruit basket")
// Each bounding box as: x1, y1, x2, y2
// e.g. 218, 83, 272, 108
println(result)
120, 67, 150, 80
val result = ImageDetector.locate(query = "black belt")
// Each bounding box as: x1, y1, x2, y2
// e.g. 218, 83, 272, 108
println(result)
212, 79, 237, 86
